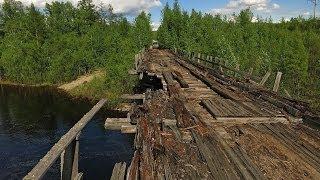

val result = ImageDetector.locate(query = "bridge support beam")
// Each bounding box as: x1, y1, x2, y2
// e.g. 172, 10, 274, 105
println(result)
61, 133, 81, 180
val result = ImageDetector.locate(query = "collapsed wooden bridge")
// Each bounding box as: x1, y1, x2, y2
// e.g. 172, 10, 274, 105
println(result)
114, 48, 320, 179
25, 48, 320, 180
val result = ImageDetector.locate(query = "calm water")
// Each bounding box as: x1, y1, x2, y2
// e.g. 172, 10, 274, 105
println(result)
0, 85, 134, 180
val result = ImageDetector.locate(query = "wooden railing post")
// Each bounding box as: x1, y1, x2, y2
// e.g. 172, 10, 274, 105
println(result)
61, 133, 81, 180
259, 72, 271, 86
273, 72, 282, 92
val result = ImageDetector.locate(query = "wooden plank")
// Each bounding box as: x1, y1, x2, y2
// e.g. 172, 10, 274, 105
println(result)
215, 117, 288, 124
191, 132, 225, 179
211, 98, 234, 116
263, 124, 320, 171
201, 99, 223, 117
211, 130, 255, 180
24, 99, 107, 180
172, 72, 189, 88
259, 72, 271, 86
240, 101, 269, 117
273, 72, 282, 92
111, 162, 126, 180
105, 118, 131, 130
121, 94, 145, 100
127, 151, 139, 180
121, 125, 137, 134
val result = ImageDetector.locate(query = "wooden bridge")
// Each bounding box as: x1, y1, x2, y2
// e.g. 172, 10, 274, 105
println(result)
24, 48, 320, 179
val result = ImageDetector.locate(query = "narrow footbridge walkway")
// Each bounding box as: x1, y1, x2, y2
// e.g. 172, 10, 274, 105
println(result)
25, 49, 320, 180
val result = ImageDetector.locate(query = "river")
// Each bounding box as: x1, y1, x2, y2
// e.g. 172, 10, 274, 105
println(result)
0, 85, 134, 179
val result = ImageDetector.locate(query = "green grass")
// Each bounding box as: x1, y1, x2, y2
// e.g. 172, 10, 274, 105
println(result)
69, 72, 138, 108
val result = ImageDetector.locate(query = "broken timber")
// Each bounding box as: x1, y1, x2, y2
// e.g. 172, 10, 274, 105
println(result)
122, 48, 320, 180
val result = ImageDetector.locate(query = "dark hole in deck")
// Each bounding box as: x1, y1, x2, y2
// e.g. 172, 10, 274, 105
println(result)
134, 72, 163, 94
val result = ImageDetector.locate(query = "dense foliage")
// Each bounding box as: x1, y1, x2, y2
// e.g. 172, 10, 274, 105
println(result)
0, 0, 152, 99
157, 1, 320, 108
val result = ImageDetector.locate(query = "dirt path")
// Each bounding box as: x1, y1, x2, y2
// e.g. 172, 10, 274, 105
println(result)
58, 71, 104, 91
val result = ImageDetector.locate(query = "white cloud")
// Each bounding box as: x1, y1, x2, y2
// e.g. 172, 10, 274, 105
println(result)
251, 16, 258, 22
0, 0, 162, 15
211, 0, 280, 15
272, 3, 280, 9
151, 22, 160, 31
303, 12, 310, 16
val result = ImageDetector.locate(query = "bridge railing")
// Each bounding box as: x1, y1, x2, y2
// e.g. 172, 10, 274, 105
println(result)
173, 48, 263, 83
24, 99, 107, 180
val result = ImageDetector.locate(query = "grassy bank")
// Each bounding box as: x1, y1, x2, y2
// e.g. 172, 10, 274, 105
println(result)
66, 71, 138, 108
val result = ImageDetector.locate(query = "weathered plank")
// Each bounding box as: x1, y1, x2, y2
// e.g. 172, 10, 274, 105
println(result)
111, 162, 126, 180
259, 71, 271, 86
121, 125, 137, 134
24, 99, 107, 180
121, 94, 145, 100
105, 118, 131, 130
273, 72, 282, 92
215, 117, 288, 124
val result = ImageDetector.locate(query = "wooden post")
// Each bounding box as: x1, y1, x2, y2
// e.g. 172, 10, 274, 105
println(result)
24, 100, 106, 180
284, 89, 292, 98
134, 54, 138, 71
249, 68, 253, 76
259, 72, 271, 86
234, 64, 240, 77
219, 59, 224, 74
206, 56, 210, 66
273, 72, 282, 92
197, 53, 201, 63
61, 133, 79, 180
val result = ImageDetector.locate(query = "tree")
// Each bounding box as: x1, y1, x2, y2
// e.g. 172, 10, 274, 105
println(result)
134, 11, 152, 48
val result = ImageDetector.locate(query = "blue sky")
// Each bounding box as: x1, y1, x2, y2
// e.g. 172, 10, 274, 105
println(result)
2, 0, 315, 27
147, 0, 315, 28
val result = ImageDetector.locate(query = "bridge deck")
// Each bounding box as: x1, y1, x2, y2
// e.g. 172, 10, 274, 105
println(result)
124, 49, 320, 179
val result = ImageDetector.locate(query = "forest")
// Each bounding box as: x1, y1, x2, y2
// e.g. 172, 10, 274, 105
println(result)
0, 0, 152, 100
157, 1, 320, 109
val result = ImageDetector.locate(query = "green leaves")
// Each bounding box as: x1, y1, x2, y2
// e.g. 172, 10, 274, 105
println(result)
157, 2, 319, 107
134, 11, 152, 49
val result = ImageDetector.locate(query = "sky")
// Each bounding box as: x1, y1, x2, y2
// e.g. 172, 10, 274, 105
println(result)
0, 0, 316, 29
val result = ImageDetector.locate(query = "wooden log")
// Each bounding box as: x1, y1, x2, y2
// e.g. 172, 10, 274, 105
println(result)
111, 162, 126, 180
163, 71, 175, 85
259, 72, 271, 86
172, 72, 189, 88
214, 117, 288, 124
273, 72, 282, 92
162, 119, 177, 126
263, 124, 320, 171
248, 68, 253, 76
284, 89, 292, 98
105, 118, 131, 130
61, 136, 79, 180
24, 99, 107, 180
197, 53, 201, 63
127, 151, 139, 180
128, 69, 138, 75
191, 132, 225, 179
121, 125, 137, 134
121, 94, 145, 101
176, 58, 248, 101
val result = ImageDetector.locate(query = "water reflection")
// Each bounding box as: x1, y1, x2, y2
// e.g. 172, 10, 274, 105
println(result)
0, 85, 134, 179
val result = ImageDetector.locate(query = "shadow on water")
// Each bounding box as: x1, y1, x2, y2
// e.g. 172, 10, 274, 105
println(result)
0, 84, 134, 180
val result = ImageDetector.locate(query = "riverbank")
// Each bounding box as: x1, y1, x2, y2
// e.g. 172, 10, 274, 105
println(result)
58, 70, 104, 91
0, 70, 138, 108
